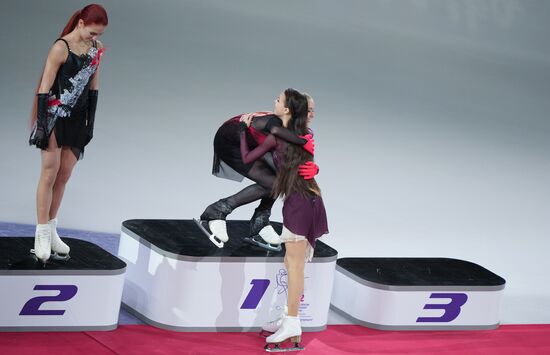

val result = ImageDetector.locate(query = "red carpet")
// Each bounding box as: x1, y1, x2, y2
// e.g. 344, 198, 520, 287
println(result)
1, 324, 549, 354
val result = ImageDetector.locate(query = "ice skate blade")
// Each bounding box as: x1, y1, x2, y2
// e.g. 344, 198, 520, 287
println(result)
50, 252, 71, 261
29, 249, 49, 265
264, 341, 304, 352
244, 236, 282, 252
193, 218, 224, 248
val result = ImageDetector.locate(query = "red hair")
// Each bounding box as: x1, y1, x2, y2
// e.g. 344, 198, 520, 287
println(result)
60, 4, 109, 36
30, 4, 108, 129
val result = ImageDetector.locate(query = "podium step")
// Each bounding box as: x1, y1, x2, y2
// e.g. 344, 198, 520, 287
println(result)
0, 237, 126, 331
119, 219, 338, 331
331, 257, 506, 330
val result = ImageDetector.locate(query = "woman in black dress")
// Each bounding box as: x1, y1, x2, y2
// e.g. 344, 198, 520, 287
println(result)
198, 96, 318, 251
29, 4, 108, 263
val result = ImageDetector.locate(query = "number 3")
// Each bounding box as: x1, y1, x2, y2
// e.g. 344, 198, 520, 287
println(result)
416, 293, 468, 323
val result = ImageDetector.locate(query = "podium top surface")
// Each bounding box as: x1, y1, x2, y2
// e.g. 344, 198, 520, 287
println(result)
337, 257, 505, 287
0, 237, 126, 274
121, 219, 337, 261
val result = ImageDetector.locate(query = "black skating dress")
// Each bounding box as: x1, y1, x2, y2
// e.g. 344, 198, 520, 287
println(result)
32, 38, 102, 160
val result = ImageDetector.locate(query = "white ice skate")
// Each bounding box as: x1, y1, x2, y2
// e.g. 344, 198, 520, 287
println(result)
265, 315, 303, 352
194, 218, 229, 248
49, 218, 70, 260
31, 223, 51, 264
245, 225, 282, 252
261, 305, 288, 335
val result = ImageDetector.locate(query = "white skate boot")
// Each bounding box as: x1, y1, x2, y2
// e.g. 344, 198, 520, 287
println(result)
194, 219, 229, 248
261, 305, 288, 335
31, 223, 51, 264
49, 218, 70, 260
245, 225, 282, 252
265, 315, 303, 352
196, 199, 233, 248
259, 225, 282, 247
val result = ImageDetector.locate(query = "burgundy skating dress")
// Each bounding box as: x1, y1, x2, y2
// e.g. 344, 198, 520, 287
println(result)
239, 128, 329, 261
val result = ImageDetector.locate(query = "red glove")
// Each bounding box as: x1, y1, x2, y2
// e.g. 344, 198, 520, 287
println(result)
300, 134, 315, 155
298, 161, 319, 180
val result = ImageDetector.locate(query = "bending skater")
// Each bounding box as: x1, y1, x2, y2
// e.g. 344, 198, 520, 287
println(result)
29, 4, 108, 263
239, 89, 328, 351
197, 95, 318, 250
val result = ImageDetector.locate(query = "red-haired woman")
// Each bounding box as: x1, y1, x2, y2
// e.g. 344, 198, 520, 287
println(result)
29, 4, 108, 263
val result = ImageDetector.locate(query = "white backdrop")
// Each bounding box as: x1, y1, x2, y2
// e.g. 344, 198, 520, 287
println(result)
1, 0, 549, 323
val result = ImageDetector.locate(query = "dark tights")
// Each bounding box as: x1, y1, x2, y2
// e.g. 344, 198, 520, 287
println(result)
201, 157, 277, 235
225, 158, 276, 212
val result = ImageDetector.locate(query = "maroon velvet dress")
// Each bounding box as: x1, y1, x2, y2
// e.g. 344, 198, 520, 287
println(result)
239, 130, 329, 249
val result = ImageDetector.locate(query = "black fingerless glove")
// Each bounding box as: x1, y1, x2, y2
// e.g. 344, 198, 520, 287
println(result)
29, 94, 49, 149
86, 90, 98, 143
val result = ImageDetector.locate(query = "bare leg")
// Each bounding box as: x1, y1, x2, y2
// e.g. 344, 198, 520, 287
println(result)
49, 147, 78, 220
265, 239, 307, 346
284, 240, 307, 317
36, 133, 61, 224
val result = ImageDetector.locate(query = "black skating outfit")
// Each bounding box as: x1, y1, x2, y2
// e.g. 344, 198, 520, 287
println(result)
29, 38, 102, 159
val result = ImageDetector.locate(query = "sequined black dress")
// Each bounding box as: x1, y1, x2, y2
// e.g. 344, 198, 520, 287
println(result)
33, 38, 101, 159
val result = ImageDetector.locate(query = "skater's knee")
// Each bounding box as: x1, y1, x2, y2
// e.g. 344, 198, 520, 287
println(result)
40, 167, 59, 187
245, 183, 268, 195
56, 167, 73, 184
253, 185, 271, 198
285, 254, 305, 272
286, 263, 305, 277
247, 166, 275, 189
254, 177, 275, 190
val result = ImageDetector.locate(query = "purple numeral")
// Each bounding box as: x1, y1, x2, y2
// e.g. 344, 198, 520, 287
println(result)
240, 279, 270, 309
416, 293, 468, 323
19, 285, 78, 316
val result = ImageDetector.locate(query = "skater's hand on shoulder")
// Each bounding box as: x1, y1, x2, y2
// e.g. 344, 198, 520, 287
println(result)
251, 111, 272, 117
240, 113, 253, 127
299, 134, 315, 155
298, 161, 319, 180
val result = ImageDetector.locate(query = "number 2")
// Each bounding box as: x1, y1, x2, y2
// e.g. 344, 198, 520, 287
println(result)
19, 285, 78, 316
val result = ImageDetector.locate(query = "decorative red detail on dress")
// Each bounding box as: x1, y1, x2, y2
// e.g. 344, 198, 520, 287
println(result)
245, 112, 273, 144
48, 98, 61, 107
91, 48, 105, 66
249, 127, 267, 144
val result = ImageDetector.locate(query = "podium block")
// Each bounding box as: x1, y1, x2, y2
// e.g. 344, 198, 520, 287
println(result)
0, 237, 126, 331
118, 219, 337, 331
331, 257, 505, 330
